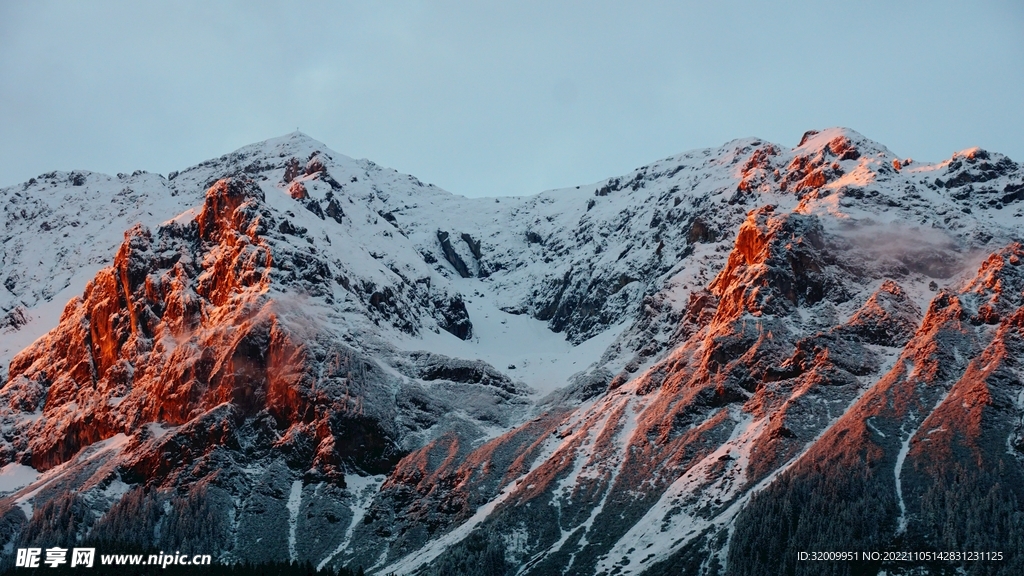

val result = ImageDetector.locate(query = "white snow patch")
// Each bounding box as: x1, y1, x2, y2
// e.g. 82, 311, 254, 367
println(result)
377, 406, 590, 575
395, 278, 626, 396
518, 396, 642, 574
317, 474, 386, 572
11, 433, 131, 520
0, 463, 40, 495
595, 410, 763, 574
102, 477, 132, 501
85, 433, 131, 458
866, 417, 887, 438
895, 387, 952, 535
145, 422, 176, 440
163, 207, 199, 226
0, 265, 103, 372
286, 480, 302, 562
380, 482, 517, 575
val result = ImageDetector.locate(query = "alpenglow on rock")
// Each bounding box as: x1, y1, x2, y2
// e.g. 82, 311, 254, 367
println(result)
1, 128, 1023, 575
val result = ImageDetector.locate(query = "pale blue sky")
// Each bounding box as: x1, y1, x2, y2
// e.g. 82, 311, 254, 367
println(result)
2, 1, 1022, 197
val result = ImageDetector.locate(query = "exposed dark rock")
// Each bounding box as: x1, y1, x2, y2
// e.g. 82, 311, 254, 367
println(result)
283, 157, 301, 183
436, 295, 473, 340
0, 306, 29, 331
687, 216, 716, 243
436, 230, 472, 278
325, 198, 345, 224
460, 233, 482, 259
277, 220, 306, 236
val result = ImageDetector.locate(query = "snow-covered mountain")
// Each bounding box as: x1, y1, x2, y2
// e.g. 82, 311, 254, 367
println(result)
1, 129, 1022, 575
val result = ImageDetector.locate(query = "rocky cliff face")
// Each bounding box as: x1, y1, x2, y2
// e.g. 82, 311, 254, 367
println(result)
0, 167, 529, 566
1, 129, 1023, 575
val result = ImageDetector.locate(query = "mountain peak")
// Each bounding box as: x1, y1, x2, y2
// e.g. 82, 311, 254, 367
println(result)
794, 127, 890, 157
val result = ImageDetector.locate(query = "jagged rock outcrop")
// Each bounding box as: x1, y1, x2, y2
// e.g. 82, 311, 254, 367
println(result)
729, 244, 1024, 576
0, 174, 528, 567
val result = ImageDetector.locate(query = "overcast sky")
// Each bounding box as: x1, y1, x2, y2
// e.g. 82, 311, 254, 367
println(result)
2, 1, 1022, 197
